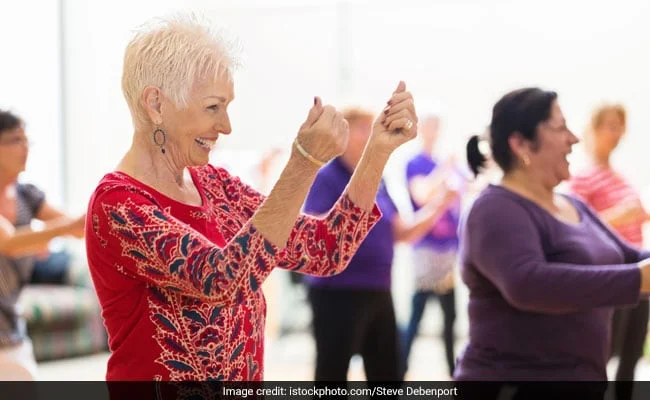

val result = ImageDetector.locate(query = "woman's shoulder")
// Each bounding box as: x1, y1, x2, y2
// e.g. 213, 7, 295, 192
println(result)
471, 185, 525, 208
467, 185, 539, 224
15, 182, 46, 214
15, 182, 45, 199
90, 171, 157, 208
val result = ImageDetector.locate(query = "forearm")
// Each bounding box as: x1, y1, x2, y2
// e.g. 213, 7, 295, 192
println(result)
277, 194, 381, 276
600, 200, 647, 229
601, 206, 631, 227
251, 152, 320, 247
0, 218, 71, 257
501, 262, 642, 314
397, 198, 451, 243
345, 143, 390, 211
94, 190, 289, 303
421, 170, 451, 205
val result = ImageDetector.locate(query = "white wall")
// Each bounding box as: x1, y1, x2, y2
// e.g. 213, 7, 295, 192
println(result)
61, 0, 340, 211
0, 0, 646, 373
0, 0, 643, 346
344, 0, 650, 174
59, 0, 650, 206
0, 0, 64, 207
57, 0, 650, 337
6, 0, 649, 218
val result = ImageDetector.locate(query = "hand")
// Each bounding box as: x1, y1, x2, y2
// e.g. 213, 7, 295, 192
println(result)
447, 154, 459, 167
640, 258, 650, 294
623, 199, 646, 220
442, 155, 460, 174
433, 271, 455, 293
611, 199, 646, 227
367, 81, 418, 156
294, 97, 349, 166
67, 214, 86, 239
441, 184, 461, 205
35, 248, 51, 260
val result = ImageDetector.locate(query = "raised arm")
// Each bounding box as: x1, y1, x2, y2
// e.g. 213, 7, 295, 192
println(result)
259, 165, 379, 277
204, 98, 381, 278
465, 195, 643, 315
87, 186, 285, 304
345, 81, 419, 211
575, 198, 650, 262
250, 98, 350, 248
277, 81, 420, 275
409, 159, 456, 208
0, 216, 80, 258
597, 198, 646, 229
218, 162, 382, 279
568, 174, 645, 229
393, 188, 459, 243
0, 185, 81, 258
217, 163, 380, 278
233, 82, 419, 278
36, 201, 86, 238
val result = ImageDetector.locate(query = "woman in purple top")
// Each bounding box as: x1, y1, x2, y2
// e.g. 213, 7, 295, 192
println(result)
459, 88, 650, 399
402, 112, 464, 379
304, 104, 456, 382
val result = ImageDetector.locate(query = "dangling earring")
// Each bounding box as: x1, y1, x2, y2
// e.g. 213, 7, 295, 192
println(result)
153, 127, 166, 154
522, 154, 531, 167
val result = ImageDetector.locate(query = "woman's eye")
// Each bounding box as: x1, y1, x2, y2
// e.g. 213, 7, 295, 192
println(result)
207, 105, 219, 111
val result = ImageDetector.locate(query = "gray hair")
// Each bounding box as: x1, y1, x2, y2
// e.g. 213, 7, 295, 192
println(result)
121, 12, 239, 125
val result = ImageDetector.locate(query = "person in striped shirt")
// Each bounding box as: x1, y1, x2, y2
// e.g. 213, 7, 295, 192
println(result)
569, 103, 648, 400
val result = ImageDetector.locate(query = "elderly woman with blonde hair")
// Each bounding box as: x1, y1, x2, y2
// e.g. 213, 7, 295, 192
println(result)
569, 103, 648, 400
85, 13, 419, 381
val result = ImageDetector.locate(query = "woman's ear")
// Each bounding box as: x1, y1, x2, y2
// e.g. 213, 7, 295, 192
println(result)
142, 86, 163, 125
507, 131, 528, 159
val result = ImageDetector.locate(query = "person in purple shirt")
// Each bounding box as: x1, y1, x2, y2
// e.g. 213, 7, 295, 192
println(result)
402, 112, 466, 379
459, 87, 650, 399
304, 106, 456, 382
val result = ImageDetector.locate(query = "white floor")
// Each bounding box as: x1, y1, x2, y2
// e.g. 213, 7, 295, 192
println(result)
36, 333, 650, 382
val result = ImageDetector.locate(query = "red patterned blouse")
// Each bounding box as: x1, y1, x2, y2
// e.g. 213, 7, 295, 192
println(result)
85, 164, 380, 381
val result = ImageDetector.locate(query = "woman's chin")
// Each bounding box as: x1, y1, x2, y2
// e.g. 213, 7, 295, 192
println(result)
189, 153, 211, 167
11, 166, 26, 177
189, 159, 210, 167
558, 170, 571, 184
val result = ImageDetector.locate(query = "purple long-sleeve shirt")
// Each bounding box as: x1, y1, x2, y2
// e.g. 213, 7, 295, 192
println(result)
455, 185, 646, 381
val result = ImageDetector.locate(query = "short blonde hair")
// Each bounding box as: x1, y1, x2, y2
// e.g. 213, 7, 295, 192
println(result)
342, 107, 374, 126
122, 13, 238, 125
582, 103, 627, 153
589, 103, 627, 132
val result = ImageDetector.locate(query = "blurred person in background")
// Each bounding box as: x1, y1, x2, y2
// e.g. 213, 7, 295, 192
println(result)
84, 13, 420, 382
303, 107, 458, 382
459, 88, 650, 399
401, 110, 469, 379
256, 147, 284, 195
569, 103, 648, 400
0, 110, 85, 380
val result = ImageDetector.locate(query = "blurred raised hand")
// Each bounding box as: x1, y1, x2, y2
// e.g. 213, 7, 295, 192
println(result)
294, 97, 349, 165
368, 81, 418, 156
